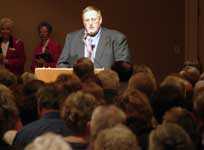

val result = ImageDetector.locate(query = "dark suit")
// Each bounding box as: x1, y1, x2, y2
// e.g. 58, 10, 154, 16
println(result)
13, 112, 73, 148
57, 27, 130, 68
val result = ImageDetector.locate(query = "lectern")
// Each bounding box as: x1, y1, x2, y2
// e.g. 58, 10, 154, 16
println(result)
35, 67, 104, 82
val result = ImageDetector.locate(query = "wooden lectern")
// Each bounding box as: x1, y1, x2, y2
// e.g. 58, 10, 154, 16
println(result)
35, 67, 104, 83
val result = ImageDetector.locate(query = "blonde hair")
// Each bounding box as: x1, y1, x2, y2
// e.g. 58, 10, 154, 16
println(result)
25, 133, 72, 150
0, 17, 14, 28
82, 6, 102, 18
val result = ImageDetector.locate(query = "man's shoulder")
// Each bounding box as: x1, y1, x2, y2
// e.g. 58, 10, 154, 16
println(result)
102, 27, 126, 38
66, 29, 84, 38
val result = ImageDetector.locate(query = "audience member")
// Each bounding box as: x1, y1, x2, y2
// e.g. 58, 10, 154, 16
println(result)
116, 89, 154, 150
13, 83, 73, 148
96, 69, 120, 104
25, 133, 72, 150
61, 91, 98, 150
94, 124, 140, 150
149, 123, 194, 150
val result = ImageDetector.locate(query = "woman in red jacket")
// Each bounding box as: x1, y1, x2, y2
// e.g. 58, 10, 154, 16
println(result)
31, 22, 62, 72
0, 17, 26, 75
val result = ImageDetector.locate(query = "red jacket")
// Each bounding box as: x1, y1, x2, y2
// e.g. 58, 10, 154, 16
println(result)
0, 37, 26, 75
31, 39, 62, 72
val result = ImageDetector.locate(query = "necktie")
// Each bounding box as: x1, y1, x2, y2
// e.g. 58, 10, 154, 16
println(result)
86, 37, 94, 62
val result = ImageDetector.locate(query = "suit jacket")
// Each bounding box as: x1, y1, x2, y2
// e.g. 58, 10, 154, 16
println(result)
0, 36, 26, 75
30, 39, 62, 72
13, 112, 73, 148
57, 27, 130, 69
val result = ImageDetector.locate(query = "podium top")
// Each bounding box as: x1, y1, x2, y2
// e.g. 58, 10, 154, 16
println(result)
35, 67, 104, 83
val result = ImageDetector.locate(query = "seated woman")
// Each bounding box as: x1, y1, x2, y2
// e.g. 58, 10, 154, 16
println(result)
0, 17, 26, 75
30, 22, 62, 72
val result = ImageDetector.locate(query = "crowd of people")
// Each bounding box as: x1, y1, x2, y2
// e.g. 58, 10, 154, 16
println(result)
1, 4, 204, 150
0, 57, 204, 150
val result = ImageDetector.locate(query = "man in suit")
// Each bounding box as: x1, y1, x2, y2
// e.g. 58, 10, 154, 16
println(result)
57, 6, 131, 69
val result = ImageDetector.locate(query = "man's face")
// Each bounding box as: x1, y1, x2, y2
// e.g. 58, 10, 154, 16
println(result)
39, 26, 50, 42
83, 10, 102, 36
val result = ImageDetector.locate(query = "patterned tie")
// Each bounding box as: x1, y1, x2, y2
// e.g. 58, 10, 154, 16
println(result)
86, 37, 94, 62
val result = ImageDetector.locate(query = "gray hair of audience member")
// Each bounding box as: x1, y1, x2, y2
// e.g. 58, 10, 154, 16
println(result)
21, 72, 36, 84
96, 69, 120, 90
149, 123, 194, 150
90, 105, 126, 140
61, 91, 98, 134
25, 133, 72, 150
94, 124, 140, 150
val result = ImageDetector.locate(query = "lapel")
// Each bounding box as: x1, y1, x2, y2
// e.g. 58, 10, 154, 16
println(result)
95, 27, 108, 61
75, 30, 85, 58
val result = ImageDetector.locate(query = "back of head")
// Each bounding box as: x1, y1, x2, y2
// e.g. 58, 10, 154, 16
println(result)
73, 57, 94, 80
152, 75, 186, 123
160, 75, 186, 98
180, 66, 200, 86
21, 80, 45, 124
23, 79, 45, 96
163, 107, 196, 139
25, 133, 72, 150
97, 69, 120, 90
128, 72, 156, 99
149, 123, 194, 150
81, 81, 104, 102
0, 68, 17, 87
55, 73, 81, 97
61, 91, 98, 134
37, 83, 61, 110
90, 105, 126, 140
94, 124, 140, 150
116, 89, 153, 132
